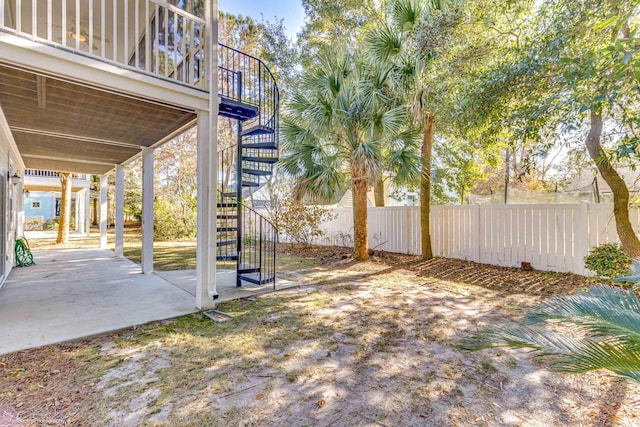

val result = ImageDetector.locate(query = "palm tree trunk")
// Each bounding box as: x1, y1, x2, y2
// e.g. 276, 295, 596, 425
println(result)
352, 176, 369, 261
374, 177, 385, 207
585, 110, 640, 257
421, 113, 434, 260
56, 172, 72, 244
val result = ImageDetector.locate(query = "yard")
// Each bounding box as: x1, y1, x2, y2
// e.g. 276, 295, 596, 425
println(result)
1, 236, 639, 426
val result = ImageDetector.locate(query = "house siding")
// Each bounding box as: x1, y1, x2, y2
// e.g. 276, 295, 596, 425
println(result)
0, 104, 25, 285
25, 193, 56, 220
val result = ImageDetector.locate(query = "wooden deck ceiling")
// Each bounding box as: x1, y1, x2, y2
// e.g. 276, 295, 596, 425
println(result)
0, 65, 197, 174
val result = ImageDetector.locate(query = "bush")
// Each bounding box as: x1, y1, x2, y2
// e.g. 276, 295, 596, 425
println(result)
24, 219, 44, 231
43, 219, 58, 230
584, 243, 632, 279
278, 200, 334, 247
154, 198, 197, 240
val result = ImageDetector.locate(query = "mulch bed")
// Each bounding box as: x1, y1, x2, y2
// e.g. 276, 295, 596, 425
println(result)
277, 243, 597, 297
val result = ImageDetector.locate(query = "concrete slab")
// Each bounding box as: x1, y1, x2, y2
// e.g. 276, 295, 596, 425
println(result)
156, 269, 299, 303
0, 249, 198, 355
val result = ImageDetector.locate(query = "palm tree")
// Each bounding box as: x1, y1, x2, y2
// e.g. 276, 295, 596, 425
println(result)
280, 46, 409, 260
366, 0, 445, 259
459, 285, 640, 383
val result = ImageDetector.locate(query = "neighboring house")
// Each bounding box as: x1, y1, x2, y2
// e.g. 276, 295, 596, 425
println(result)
23, 169, 90, 230
0, 1, 279, 308
568, 166, 640, 203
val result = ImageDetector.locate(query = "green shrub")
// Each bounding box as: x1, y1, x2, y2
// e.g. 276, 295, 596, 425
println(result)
278, 200, 334, 247
584, 243, 632, 279
154, 198, 196, 240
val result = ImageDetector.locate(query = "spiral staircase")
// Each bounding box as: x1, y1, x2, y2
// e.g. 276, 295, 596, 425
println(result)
216, 44, 279, 287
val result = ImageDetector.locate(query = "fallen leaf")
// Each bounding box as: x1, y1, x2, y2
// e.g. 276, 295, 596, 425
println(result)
283, 354, 291, 359
256, 394, 264, 400
317, 399, 325, 408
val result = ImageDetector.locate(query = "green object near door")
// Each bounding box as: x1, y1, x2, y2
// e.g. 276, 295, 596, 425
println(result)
15, 237, 35, 267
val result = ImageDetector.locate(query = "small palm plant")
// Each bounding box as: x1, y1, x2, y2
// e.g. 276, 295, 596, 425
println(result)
459, 285, 640, 383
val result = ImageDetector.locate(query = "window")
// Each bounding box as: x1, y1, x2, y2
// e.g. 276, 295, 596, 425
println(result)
31, 201, 41, 209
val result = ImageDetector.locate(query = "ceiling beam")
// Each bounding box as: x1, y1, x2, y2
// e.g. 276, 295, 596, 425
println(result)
22, 153, 116, 166
10, 127, 142, 149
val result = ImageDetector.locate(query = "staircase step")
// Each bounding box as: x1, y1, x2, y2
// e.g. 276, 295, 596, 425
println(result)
241, 125, 274, 137
218, 214, 238, 219
217, 254, 238, 261
219, 96, 259, 121
217, 202, 238, 208
221, 192, 237, 198
238, 267, 261, 274
242, 168, 272, 176
242, 156, 278, 164
217, 239, 236, 247
239, 272, 276, 285
242, 180, 260, 187
241, 141, 278, 149
217, 227, 237, 232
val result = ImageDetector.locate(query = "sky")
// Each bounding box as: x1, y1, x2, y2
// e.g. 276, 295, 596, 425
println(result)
219, 0, 306, 40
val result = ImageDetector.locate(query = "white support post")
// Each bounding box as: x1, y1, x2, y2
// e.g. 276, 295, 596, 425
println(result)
115, 164, 125, 257
84, 186, 91, 237
74, 191, 80, 233
76, 189, 84, 235
196, 110, 217, 309
99, 174, 108, 249
195, 0, 218, 310
141, 147, 154, 274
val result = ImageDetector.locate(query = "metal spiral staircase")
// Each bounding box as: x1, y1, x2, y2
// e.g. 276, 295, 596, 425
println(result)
216, 43, 279, 287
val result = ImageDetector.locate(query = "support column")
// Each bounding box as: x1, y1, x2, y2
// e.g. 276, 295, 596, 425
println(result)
76, 190, 84, 235
142, 147, 154, 274
84, 186, 91, 237
195, 0, 219, 309
196, 110, 217, 308
74, 191, 79, 232
115, 165, 125, 257
99, 174, 108, 249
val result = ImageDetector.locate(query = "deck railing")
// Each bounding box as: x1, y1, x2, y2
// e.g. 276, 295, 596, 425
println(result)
25, 169, 87, 180
0, 0, 206, 87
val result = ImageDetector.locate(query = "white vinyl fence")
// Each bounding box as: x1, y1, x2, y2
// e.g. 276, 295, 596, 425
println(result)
282, 203, 636, 276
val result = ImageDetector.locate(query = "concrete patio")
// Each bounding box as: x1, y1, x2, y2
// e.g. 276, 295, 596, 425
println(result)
0, 248, 296, 355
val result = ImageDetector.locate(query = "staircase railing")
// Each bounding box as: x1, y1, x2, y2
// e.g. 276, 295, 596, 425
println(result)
238, 204, 277, 287
218, 43, 280, 132
217, 43, 279, 287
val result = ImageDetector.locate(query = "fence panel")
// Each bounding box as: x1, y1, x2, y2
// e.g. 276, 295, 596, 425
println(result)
279, 202, 640, 276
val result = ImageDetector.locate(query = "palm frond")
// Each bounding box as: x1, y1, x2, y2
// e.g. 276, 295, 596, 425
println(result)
391, 0, 427, 33
524, 285, 640, 345
366, 24, 403, 61
459, 285, 640, 383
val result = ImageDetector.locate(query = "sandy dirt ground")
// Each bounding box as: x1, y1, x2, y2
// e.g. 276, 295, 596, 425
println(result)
1, 250, 638, 426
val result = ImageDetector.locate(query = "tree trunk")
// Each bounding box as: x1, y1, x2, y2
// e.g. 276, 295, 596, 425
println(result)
585, 110, 640, 257
352, 175, 369, 261
420, 112, 434, 260
504, 148, 509, 204
374, 177, 385, 207
56, 173, 72, 244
